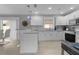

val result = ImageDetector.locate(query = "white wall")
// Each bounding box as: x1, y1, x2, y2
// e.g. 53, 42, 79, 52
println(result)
18, 16, 43, 30
0, 19, 2, 29
9, 20, 16, 40
0, 17, 19, 40
18, 16, 55, 29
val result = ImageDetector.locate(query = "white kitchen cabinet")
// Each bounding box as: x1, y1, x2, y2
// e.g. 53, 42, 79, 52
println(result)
39, 31, 65, 41
70, 10, 79, 18
31, 16, 43, 25
56, 10, 79, 25
39, 32, 56, 41
18, 30, 38, 54
58, 14, 75, 25
64, 13, 75, 25
56, 16, 67, 25
63, 10, 79, 25
56, 32, 65, 40
76, 31, 79, 43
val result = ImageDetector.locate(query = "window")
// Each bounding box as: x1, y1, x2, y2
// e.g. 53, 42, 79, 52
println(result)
43, 16, 54, 30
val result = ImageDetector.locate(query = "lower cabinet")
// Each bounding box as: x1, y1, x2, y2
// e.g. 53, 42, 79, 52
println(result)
39, 31, 65, 41
18, 30, 65, 54
76, 32, 79, 43
19, 31, 38, 54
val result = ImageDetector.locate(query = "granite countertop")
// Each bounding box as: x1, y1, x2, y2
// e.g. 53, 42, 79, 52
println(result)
61, 41, 79, 55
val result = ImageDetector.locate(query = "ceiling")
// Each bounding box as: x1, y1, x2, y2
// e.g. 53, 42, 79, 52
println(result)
0, 4, 79, 16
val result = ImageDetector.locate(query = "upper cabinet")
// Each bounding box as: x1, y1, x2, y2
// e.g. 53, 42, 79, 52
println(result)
71, 10, 79, 18
56, 10, 79, 25
56, 16, 67, 25
31, 16, 43, 26
64, 10, 79, 25
64, 14, 75, 25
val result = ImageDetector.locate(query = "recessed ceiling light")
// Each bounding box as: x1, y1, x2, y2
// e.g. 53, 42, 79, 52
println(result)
34, 11, 39, 14
48, 7, 52, 10
70, 7, 74, 10
60, 12, 63, 14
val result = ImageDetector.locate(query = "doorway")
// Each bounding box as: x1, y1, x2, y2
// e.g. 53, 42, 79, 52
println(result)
0, 17, 19, 55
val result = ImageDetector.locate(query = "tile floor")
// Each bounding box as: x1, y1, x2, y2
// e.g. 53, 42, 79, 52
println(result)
0, 40, 63, 55
0, 40, 19, 55
38, 40, 61, 55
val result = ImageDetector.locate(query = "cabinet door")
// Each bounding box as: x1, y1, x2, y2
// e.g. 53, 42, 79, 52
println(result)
65, 15, 74, 25
76, 32, 79, 43
56, 16, 67, 25
31, 16, 43, 25
70, 10, 79, 18
39, 32, 58, 41
56, 32, 65, 40
20, 33, 38, 54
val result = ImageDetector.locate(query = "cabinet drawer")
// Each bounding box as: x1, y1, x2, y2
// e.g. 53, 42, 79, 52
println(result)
20, 33, 38, 54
